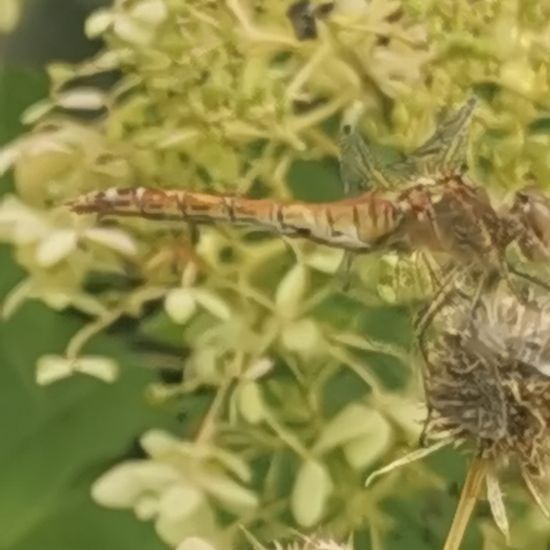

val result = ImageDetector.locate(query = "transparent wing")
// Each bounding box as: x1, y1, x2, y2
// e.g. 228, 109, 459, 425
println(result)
407, 96, 477, 175
338, 96, 477, 195
338, 123, 391, 192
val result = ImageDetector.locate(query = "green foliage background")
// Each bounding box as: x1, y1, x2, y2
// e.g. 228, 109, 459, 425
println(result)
2, 1, 550, 549
1, 3, 176, 549
0, 71, 178, 550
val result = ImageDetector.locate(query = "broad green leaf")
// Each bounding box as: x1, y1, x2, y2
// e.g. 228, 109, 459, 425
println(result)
0, 238, 178, 550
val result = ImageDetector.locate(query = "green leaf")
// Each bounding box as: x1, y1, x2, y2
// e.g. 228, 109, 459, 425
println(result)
0, 68, 48, 146
0, 248, 179, 550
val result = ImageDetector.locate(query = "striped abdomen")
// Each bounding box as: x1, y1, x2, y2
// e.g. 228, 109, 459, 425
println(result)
68, 187, 404, 252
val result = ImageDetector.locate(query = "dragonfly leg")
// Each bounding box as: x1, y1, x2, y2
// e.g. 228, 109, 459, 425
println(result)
335, 251, 357, 292
414, 264, 461, 356
508, 265, 550, 295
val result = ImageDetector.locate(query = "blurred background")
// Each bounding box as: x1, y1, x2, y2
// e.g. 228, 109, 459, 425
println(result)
0, 2, 180, 549
3, 1, 550, 550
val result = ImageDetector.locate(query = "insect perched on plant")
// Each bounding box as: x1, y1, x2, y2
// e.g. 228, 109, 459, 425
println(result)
66, 98, 550, 339
67, 99, 482, 257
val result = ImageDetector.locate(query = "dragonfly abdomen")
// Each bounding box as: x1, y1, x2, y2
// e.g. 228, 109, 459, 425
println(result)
68, 186, 404, 252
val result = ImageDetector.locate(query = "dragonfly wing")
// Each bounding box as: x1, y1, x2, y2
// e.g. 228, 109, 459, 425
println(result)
408, 96, 477, 175
338, 124, 395, 192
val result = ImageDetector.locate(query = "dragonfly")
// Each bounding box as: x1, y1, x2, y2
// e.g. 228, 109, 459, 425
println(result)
336, 96, 477, 294
69, 98, 485, 259
67, 98, 549, 347
68, 174, 508, 273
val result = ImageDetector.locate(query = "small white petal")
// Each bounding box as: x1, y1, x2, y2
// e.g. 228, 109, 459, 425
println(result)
135, 495, 159, 520
84, 227, 138, 256
92, 461, 181, 508
131, 0, 168, 25
306, 248, 345, 274
1, 278, 33, 319
275, 264, 308, 317
85, 9, 114, 38
140, 429, 180, 456
243, 357, 274, 380
291, 460, 332, 527
36, 355, 73, 385
113, 15, 155, 45
164, 288, 197, 324
74, 356, 119, 383
36, 229, 78, 267
281, 318, 323, 355
192, 289, 231, 321
0, 0, 21, 33
21, 100, 54, 125
56, 88, 107, 111
0, 144, 20, 176
176, 538, 217, 550
158, 485, 203, 521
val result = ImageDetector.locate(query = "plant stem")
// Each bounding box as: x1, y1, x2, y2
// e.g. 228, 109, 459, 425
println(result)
443, 457, 488, 550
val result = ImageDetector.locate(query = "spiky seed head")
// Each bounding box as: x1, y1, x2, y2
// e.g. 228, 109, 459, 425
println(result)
425, 284, 550, 477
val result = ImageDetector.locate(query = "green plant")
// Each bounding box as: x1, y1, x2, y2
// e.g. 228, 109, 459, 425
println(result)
3, 1, 550, 548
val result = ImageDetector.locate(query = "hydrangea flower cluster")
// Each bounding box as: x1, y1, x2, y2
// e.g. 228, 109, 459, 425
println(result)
3, 0, 550, 548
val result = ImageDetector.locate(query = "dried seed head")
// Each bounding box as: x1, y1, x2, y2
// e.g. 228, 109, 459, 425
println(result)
425, 285, 550, 477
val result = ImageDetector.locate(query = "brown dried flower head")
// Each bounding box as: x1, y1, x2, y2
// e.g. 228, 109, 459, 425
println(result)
367, 284, 550, 547
426, 286, 550, 479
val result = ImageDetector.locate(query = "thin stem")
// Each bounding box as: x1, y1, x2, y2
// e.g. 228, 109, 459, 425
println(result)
443, 457, 488, 550
195, 376, 233, 445
263, 408, 311, 460
65, 308, 123, 361
327, 345, 383, 396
